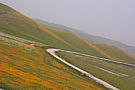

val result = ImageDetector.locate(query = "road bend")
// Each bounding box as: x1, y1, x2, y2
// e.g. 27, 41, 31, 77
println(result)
47, 48, 120, 90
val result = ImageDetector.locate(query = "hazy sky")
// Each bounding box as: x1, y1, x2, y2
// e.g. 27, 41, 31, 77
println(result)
1, 0, 135, 46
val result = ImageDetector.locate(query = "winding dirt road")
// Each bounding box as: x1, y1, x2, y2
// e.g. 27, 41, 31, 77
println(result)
47, 48, 121, 90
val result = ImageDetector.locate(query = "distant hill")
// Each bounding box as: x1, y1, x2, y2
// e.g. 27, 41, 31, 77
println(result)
0, 3, 135, 90
73, 30, 135, 58
34, 19, 135, 58
33, 19, 71, 32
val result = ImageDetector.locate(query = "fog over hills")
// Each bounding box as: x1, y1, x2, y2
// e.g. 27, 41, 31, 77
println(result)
34, 19, 135, 57
1, 0, 135, 46
1, 3, 135, 90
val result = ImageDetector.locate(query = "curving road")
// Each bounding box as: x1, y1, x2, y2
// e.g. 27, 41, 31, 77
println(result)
47, 48, 121, 90
60, 50, 135, 67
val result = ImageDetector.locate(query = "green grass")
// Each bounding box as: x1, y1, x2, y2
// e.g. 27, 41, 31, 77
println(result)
1, 3, 135, 63
57, 51, 135, 90
93, 44, 135, 64
0, 37, 104, 90
1, 3, 135, 90
0, 3, 107, 58
50, 29, 106, 57
0, 21, 74, 50
0, 3, 76, 51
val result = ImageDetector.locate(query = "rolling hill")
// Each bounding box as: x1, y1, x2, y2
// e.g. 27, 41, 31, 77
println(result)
93, 43, 135, 64
34, 19, 135, 63
0, 3, 109, 89
34, 19, 135, 58
0, 3, 108, 58
0, 3, 135, 90
0, 35, 103, 90
57, 51, 135, 90
72, 30, 135, 58
0, 3, 107, 89
0, 3, 75, 51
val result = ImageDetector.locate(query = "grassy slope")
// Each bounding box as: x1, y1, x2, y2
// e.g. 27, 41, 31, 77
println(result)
0, 3, 107, 58
34, 18, 135, 63
0, 37, 103, 90
50, 30, 107, 58
0, 3, 135, 89
93, 44, 135, 64
0, 3, 76, 51
50, 30, 135, 63
1, 3, 134, 63
57, 51, 135, 90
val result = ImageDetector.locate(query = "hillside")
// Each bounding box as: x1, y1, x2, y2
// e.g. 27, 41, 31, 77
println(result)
33, 19, 71, 32
50, 30, 108, 58
34, 19, 135, 63
0, 3, 108, 58
0, 3, 135, 90
34, 19, 135, 58
50, 30, 135, 63
0, 3, 107, 89
93, 43, 135, 64
57, 51, 135, 90
0, 35, 103, 89
0, 3, 74, 51
72, 30, 135, 58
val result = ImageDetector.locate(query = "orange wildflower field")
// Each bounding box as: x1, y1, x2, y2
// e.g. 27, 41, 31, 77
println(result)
0, 37, 100, 90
